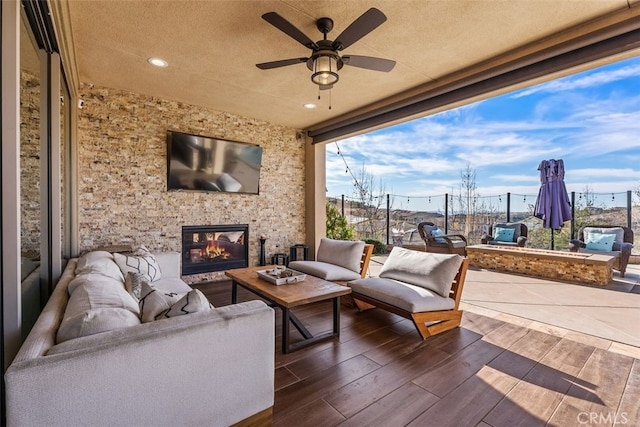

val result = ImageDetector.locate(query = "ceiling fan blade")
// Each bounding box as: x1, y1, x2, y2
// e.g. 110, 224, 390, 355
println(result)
256, 57, 308, 70
342, 55, 396, 72
262, 12, 318, 49
332, 8, 387, 51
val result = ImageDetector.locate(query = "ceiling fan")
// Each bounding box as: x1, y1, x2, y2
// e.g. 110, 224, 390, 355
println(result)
256, 8, 396, 90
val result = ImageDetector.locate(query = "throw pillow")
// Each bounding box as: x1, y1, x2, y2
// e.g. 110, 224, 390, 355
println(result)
125, 272, 145, 300
585, 232, 616, 252
316, 238, 365, 273
138, 281, 182, 322
379, 247, 463, 297
113, 250, 162, 282
493, 227, 515, 242
158, 289, 213, 319
138, 282, 212, 322
430, 227, 447, 243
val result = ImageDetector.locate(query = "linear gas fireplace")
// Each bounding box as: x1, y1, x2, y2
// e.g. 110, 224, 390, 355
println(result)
182, 224, 249, 275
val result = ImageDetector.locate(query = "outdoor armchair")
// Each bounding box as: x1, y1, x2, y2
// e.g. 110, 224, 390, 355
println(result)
481, 222, 528, 247
569, 225, 634, 277
417, 222, 467, 256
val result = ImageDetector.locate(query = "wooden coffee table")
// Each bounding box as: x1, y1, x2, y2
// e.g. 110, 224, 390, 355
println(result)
225, 265, 351, 353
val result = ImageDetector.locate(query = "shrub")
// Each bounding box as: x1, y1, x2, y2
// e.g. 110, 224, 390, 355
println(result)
364, 238, 387, 255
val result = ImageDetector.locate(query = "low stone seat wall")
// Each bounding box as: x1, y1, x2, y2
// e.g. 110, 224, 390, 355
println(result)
466, 244, 617, 285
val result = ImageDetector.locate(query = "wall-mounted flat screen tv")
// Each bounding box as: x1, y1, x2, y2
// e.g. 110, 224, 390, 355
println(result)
167, 130, 262, 194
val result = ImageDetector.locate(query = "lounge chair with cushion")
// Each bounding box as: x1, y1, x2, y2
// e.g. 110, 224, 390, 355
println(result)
417, 222, 467, 256
481, 222, 528, 247
569, 225, 634, 277
288, 238, 374, 285
348, 247, 469, 340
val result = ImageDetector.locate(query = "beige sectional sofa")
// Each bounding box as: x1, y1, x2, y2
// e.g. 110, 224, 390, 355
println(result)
5, 250, 275, 426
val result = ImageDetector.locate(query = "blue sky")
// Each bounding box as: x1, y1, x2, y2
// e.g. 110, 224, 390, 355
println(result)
326, 55, 640, 208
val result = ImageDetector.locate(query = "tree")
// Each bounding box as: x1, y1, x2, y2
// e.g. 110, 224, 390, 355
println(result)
352, 163, 388, 241
326, 201, 355, 240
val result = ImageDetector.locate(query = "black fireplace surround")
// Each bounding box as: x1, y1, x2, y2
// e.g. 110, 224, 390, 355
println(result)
182, 224, 249, 275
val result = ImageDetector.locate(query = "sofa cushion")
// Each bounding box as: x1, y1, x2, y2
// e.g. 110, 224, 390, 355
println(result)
379, 247, 463, 297
288, 261, 362, 281
75, 251, 124, 282
316, 238, 365, 273
153, 252, 181, 278
57, 280, 141, 343
493, 227, 515, 242
57, 308, 141, 343
585, 232, 616, 252
113, 251, 162, 282
64, 280, 140, 317
138, 282, 212, 322
349, 277, 455, 313
584, 227, 624, 245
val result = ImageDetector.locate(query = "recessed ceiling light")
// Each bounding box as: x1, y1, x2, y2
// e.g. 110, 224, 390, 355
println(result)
147, 57, 168, 68
303, 103, 317, 109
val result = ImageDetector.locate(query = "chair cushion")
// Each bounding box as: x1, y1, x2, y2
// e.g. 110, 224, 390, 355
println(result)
584, 232, 616, 252
316, 238, 365, 273
349, 277, 455, 313
577, 248, 621, 258
378, 247, 463, 297
583, 227, 624, 245
493, 227, 515, 242
288, 261, 362, 281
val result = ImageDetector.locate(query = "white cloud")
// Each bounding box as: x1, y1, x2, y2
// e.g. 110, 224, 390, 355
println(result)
512, 61, 640, 98
325, 57, 640, 199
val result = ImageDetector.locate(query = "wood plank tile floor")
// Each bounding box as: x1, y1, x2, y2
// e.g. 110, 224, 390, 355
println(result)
196, 281, 640, 427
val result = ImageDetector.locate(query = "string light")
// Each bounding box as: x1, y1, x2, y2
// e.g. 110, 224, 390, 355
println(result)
334, 142, 366, 196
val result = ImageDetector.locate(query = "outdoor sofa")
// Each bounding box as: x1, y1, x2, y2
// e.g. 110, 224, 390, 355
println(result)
5, 249, 275, 426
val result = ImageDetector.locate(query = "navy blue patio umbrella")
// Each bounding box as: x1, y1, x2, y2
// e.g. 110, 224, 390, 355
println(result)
534, 159, 572, 248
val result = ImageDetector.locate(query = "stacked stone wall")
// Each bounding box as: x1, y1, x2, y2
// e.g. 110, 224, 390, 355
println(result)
76, 83, 306, 269
20, 70, 41, 257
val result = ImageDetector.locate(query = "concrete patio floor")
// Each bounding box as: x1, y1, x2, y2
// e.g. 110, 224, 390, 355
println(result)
367, 255, 640, 359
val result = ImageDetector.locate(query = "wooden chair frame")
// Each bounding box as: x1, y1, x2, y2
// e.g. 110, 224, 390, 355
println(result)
334, 243, 374, 285
351, 258, 470, 340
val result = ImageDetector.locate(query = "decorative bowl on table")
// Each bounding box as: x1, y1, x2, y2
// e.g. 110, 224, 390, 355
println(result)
257, 268, 307, 285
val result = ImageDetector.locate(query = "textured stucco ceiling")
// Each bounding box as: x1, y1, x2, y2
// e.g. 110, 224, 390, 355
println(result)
53, 0, 638, 132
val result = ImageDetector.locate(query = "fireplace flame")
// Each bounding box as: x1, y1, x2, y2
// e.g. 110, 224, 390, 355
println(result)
205, 240, 231, 260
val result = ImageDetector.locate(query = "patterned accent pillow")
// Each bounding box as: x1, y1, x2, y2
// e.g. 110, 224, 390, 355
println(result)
113, 251, 161, 282
138, 282, 181, 322
138, 282, 213, 322
158, 289, 213, 320
124, 272, 145, 300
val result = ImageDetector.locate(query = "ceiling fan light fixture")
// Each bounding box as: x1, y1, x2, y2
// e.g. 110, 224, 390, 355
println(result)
310, 53, 340, 86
